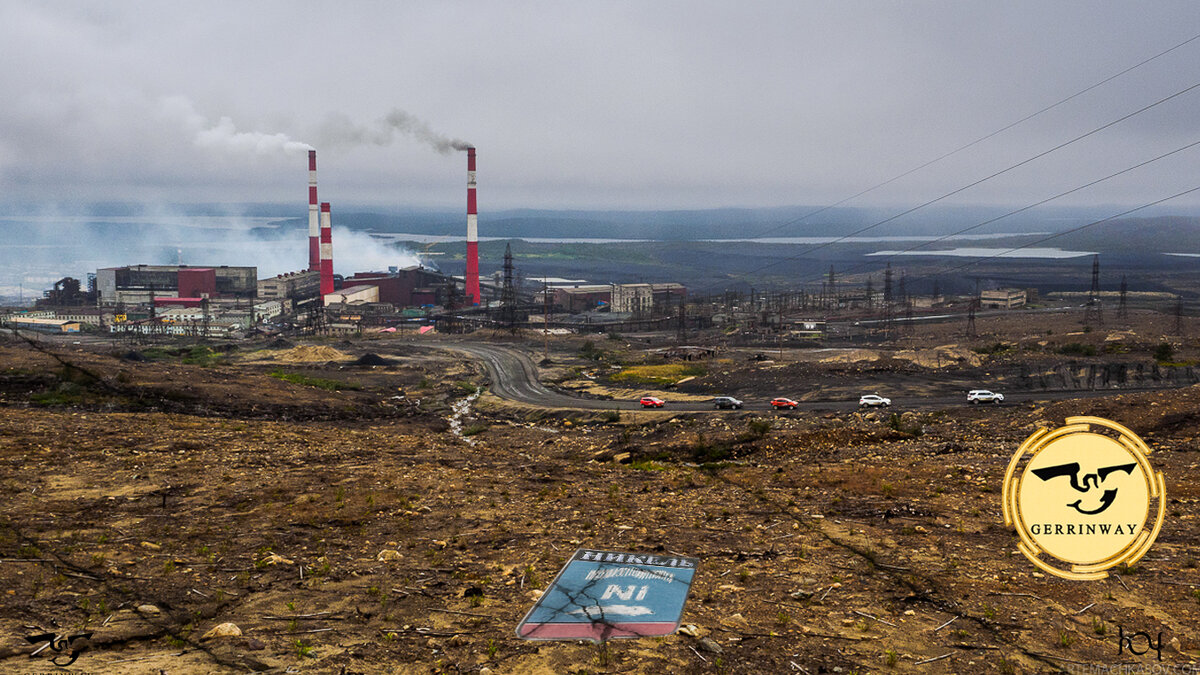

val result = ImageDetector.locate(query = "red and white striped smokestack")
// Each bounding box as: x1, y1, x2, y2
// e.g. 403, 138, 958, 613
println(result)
465, 147, 480, 305
308, 151, 320, 272
319, 202, 334, 297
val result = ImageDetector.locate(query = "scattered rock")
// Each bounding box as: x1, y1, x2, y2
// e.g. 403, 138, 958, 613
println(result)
377, 549, 404, 562
140, 541, 161, 551
201, 622, 242, 640
699, 637, 723, 654
137, 604, 161, 615
720, 613, 749, 628
677, 624, 699, 637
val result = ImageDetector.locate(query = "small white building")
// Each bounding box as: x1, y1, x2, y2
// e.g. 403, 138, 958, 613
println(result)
980, 288, 1027, 309
324, 285, 380, 306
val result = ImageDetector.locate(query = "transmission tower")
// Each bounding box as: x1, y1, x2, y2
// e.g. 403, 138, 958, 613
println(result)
966, 298, 978, 338
676, 294, 686, 342
1085, 254, 1102, 327
883, 263, 894, 330
499, 243, 518, 332
1174, 296, 1184, 336
827, 266, 836, 310
1118, 276, 1128, 321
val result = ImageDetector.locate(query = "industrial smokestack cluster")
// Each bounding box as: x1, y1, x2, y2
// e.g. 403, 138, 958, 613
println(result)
466, 147, 480, 305
303, 139, 477, 306
308, 150, 320, 272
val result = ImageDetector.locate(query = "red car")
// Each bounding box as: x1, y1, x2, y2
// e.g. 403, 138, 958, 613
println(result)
639, 396, 665, 408
770, 397, 798, 410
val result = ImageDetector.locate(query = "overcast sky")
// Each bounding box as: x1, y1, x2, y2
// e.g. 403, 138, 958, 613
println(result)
4, 1, 1200, 212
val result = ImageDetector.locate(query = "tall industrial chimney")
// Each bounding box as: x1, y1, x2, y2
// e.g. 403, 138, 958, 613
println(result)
319, 202, 334, 297
465, 147, 480, 305
308, 150, 320, 272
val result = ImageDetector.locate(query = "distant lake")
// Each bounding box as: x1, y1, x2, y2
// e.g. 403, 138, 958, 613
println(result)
371, 231, 1046, 245
369, 233, 651, 244
867, 247, 1095, 259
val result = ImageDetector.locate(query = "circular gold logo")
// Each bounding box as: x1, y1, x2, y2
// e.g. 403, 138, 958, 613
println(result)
1002, 417, 1165, 580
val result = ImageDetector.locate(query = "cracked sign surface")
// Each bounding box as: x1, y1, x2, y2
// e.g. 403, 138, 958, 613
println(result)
516, 548, 699, 641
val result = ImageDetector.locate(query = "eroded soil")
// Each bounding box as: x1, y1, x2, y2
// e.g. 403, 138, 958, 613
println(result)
0, 330, 1198, 674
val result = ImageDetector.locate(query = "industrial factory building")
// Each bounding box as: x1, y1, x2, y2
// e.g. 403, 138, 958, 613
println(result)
610, 283, 687, 316
258, 270, 321, 302
95, 265, 257, 306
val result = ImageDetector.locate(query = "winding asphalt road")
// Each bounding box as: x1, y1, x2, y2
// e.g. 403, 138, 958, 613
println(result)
440, 341, 1166, 413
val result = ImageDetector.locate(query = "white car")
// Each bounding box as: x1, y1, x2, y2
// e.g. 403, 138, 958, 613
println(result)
967, 389, 1004, 404
858, 394, 891, 408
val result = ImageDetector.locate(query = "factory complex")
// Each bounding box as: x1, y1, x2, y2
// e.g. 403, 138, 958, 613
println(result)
4, 146, 687, 338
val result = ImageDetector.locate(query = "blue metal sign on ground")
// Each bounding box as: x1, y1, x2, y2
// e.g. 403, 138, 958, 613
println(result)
516, 548, 699, 641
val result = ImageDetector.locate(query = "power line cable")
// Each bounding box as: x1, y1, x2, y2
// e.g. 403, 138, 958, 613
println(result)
824, 136, 1200, 282
905, 184, 1200, 286
718, 31, 1200, 242
698, 77, 1200, 294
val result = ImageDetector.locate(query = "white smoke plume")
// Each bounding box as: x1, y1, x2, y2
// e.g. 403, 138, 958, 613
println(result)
0, 207, 428, 304
159, 95, 313, 156
316, 109, 471, 154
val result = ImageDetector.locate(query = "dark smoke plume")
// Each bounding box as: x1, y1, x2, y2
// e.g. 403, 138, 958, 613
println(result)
316, 109, 471, 154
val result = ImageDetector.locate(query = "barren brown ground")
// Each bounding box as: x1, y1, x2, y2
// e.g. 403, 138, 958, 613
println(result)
0, 317, 1198, 674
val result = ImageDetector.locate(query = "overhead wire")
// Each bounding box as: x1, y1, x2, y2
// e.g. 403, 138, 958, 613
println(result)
821, 136, 1200, 284
697, 76, 1200, 294
903, 184, 1200, 288
710, 31, 1200, 246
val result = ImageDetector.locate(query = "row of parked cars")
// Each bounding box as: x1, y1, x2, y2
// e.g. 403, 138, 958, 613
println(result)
638, 390, 1005, 409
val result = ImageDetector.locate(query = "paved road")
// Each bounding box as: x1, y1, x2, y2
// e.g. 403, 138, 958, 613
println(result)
439, 341, 1171, 413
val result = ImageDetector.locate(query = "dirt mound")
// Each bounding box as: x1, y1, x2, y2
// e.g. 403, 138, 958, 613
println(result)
893, 344, 982, 368
120, 350, 147, 362
352, 353, 394, 366
817, 349, 880, 364
271, 345, 350, 363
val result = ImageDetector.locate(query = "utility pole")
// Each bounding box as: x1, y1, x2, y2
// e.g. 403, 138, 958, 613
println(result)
883, 263, 894, 332
676, 294, 686, 342
827, 266, 836, 311
1118, 275, 1128, 321
1085, 254, 1102, 327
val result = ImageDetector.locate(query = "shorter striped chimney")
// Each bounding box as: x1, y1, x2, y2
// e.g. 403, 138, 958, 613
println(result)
319, 202, 334, 297
308, 151, 319, 272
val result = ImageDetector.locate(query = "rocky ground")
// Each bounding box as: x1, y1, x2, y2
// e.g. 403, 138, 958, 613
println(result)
0, 322, 1198, 674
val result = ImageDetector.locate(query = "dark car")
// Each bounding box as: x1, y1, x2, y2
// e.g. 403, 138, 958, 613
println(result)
713, 396, 743, 409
